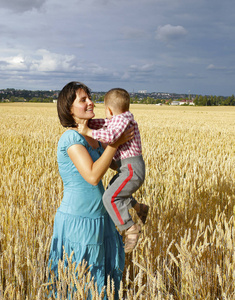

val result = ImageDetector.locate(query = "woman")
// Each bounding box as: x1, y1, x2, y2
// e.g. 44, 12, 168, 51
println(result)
48, 82, 133, 299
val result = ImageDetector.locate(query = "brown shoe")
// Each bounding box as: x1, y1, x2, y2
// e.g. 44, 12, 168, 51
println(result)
137, 204, 149, 224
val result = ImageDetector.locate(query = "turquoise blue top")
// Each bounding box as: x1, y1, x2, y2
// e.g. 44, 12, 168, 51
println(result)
48, 130, 125, 299
57, 130, 106, 218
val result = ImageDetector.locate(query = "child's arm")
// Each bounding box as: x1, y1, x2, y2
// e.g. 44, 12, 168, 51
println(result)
88, 118, 105, 129
78, 115, 130, 144
77, 118, 105, 138
92, 115, 130, 144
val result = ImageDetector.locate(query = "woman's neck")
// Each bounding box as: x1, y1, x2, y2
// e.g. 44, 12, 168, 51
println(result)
74, 118, 99, 149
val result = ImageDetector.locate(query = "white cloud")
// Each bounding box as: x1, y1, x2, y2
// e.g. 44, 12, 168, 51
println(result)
206, 64, 227, 70
30, 49, 78, 72
0, 55, 28, 70
155, 24, 188, 43
0, 50, 80, 73
207, 64, 216, 70
0, 49, 115, 88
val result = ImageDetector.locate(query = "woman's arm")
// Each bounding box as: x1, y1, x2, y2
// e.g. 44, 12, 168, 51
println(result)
67, 127, 134, 185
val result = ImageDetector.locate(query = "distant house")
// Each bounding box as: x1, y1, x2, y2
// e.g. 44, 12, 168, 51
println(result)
53, 99, 57, 103
179, 99, 195, 105
171, 101, 180, 106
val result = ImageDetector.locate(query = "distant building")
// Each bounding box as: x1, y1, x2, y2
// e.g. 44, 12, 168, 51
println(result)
138, 90, 147, 94
179, 99, 195, 105
171, 101, 180, 106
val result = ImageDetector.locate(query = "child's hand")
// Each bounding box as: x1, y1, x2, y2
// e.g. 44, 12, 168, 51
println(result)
77, 123, 87, 135
77, 121, 92, 137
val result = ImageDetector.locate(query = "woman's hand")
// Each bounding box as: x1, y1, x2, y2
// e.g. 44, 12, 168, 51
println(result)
111, 126, 135, 148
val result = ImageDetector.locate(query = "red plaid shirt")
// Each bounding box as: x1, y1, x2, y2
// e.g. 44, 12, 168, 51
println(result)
88, 111, 142, 161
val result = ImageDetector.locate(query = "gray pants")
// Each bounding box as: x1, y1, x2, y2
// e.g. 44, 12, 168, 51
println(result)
103, 155, 145, 231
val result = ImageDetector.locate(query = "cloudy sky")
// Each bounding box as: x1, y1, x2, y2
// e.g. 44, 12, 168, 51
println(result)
0, 0, 235, 96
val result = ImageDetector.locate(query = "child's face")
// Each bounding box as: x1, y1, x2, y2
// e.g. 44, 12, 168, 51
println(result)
105, 105, 113, 119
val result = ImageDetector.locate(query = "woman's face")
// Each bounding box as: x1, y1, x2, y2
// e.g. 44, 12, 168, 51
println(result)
71, 88, 95, 123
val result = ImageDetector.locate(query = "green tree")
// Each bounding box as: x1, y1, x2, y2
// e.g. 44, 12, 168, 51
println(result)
197, 95, 204, 105
194, 95, 199, 105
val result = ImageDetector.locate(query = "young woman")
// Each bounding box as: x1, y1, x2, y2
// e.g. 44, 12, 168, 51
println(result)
48, 81, 134, 299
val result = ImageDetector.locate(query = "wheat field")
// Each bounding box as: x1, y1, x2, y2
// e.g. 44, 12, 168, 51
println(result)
0, 103, 234, 299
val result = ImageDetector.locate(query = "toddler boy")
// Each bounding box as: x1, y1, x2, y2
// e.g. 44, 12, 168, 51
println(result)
78, 88, 149, 253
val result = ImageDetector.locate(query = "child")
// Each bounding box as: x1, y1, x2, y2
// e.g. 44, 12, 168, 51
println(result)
77, 88, 149, 253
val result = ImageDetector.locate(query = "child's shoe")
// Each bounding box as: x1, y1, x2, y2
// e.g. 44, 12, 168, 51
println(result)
124, 224, 141, 253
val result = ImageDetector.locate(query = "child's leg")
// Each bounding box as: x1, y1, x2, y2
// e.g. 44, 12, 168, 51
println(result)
103, 170, 136, 231
103, 156, 146, 231
103, 166, 144, 231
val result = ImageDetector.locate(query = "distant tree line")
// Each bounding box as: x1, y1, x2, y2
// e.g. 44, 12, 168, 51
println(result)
0, 88, 234, 106
193, 95, 235, 106
0, 89, 57, 103
129, 95, 235, 106
128, 95, 235, 106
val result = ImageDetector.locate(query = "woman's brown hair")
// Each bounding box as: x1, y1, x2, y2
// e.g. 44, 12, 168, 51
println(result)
57, 81, 91, 127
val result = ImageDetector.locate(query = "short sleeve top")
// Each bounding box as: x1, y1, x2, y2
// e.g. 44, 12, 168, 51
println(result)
57, 130, 106, 217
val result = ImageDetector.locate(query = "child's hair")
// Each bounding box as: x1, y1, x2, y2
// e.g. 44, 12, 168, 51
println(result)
104, 88, 130, 113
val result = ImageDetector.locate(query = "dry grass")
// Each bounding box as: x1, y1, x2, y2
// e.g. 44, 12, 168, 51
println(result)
0, 103, 234, 299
